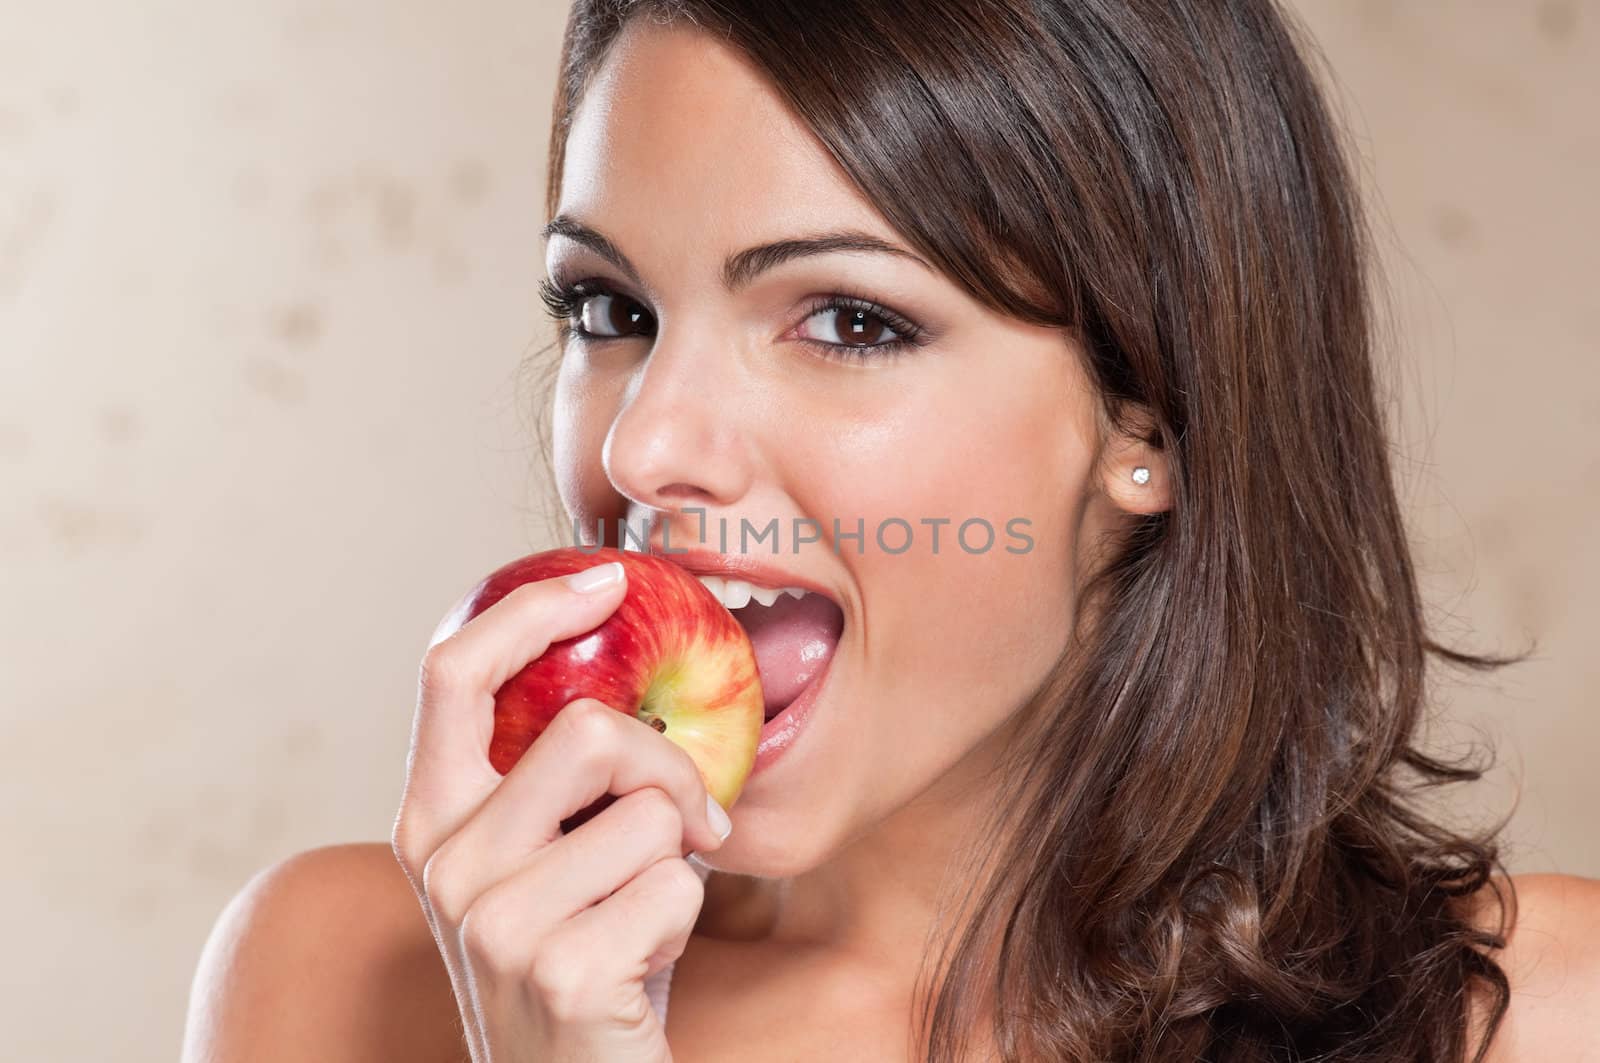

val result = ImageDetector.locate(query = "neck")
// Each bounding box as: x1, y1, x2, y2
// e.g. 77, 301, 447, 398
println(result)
763, 713, 1022, 981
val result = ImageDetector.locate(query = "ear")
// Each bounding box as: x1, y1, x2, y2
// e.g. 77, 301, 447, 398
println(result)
1097, 403, 1172, 515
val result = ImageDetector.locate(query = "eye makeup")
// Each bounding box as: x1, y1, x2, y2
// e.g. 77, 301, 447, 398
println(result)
537, 275, 930, 364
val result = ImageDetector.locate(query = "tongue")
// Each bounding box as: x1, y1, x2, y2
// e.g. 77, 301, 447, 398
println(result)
734, 593, 844, 718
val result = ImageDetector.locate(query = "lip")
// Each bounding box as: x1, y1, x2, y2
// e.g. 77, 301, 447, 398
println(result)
643, 545, 841, 607
752, 645, 834, 775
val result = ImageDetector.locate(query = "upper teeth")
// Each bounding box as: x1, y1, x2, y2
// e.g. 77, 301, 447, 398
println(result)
696, 575, 809, 610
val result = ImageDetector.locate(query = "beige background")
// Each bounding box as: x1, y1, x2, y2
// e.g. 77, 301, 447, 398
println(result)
1, 1, 1594, 1059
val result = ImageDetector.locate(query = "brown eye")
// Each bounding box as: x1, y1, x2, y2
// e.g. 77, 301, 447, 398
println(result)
578, 291, 652, 338
791, 294, 924, 363
805, 305, 894, 347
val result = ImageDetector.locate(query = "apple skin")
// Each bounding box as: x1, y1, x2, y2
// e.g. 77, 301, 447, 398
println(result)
448, 546, 764, 815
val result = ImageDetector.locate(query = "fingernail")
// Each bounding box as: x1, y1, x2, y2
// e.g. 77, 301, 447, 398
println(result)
565, 561, 624, 594
705, 793, 732, 842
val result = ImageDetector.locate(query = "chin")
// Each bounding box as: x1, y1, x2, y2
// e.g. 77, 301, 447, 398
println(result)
692, 810, 833, 881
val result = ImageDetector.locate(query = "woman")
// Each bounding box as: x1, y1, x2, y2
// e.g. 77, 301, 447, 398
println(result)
182, 1, 1600, 1060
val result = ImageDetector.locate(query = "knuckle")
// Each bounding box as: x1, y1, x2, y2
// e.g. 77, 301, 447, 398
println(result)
459, 901, 516, 975
656, 856, 706, 908
509, 578, 556, 603
390, 819, 425, 883
559, 699, 618, 758
458, 903, 493, 958
659, 738, 700, 790
675, 754, 710, 821
633, 856, 704, 919
418, 639, 472, 700
419, 845, 471, 926
629, 786, 684, 843
675, 744, 706, 792
526, 938, 589, 1022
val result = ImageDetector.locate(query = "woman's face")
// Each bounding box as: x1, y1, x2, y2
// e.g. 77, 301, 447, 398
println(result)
547, 21, 1135, 877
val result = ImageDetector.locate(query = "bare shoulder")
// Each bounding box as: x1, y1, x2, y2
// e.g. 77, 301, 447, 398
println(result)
181, 842, 465, 1063
1464, 872, 1600, 1061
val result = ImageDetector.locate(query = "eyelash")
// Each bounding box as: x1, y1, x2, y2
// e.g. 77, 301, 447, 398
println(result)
536, 277, 926, 364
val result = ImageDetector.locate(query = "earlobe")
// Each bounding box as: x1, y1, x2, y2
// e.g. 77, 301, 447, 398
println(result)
1100, 441, 1172, 515
1095, 400, 1172, 514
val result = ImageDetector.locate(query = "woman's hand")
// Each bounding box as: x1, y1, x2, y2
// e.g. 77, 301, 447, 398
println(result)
392, 561, 733, 1063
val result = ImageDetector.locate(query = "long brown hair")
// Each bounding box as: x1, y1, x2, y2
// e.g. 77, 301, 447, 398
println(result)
536, 1, 1528, 1059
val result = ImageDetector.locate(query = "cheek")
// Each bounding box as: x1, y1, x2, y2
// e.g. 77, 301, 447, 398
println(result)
827, 379, 1088, 726
551, 355, 625, 533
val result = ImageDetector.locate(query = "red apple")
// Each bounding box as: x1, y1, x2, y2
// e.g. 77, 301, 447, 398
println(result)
446, 546, 764, 818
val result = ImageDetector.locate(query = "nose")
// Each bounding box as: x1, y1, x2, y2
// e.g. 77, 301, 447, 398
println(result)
601, 339, 755, 521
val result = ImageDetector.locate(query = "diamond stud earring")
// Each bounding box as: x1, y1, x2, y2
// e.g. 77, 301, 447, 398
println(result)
1131, 466, 1151, 485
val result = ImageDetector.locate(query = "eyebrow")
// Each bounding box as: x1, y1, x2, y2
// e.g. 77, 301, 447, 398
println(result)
541, 214, 932, 292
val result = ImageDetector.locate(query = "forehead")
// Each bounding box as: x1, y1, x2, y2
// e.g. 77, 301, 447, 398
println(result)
556, 20, 890, 252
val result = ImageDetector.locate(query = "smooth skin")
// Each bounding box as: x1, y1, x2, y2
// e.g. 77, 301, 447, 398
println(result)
182, 18, 1600, 1062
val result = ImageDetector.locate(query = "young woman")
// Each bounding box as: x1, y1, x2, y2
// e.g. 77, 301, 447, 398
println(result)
183, 2, 1600, 1060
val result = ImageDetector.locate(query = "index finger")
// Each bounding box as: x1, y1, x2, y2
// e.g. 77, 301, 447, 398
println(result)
395, 562, 628, 868
452, 695, 732, 866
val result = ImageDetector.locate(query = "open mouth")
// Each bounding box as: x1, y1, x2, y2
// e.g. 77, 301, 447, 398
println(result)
693, 575, 845, 723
